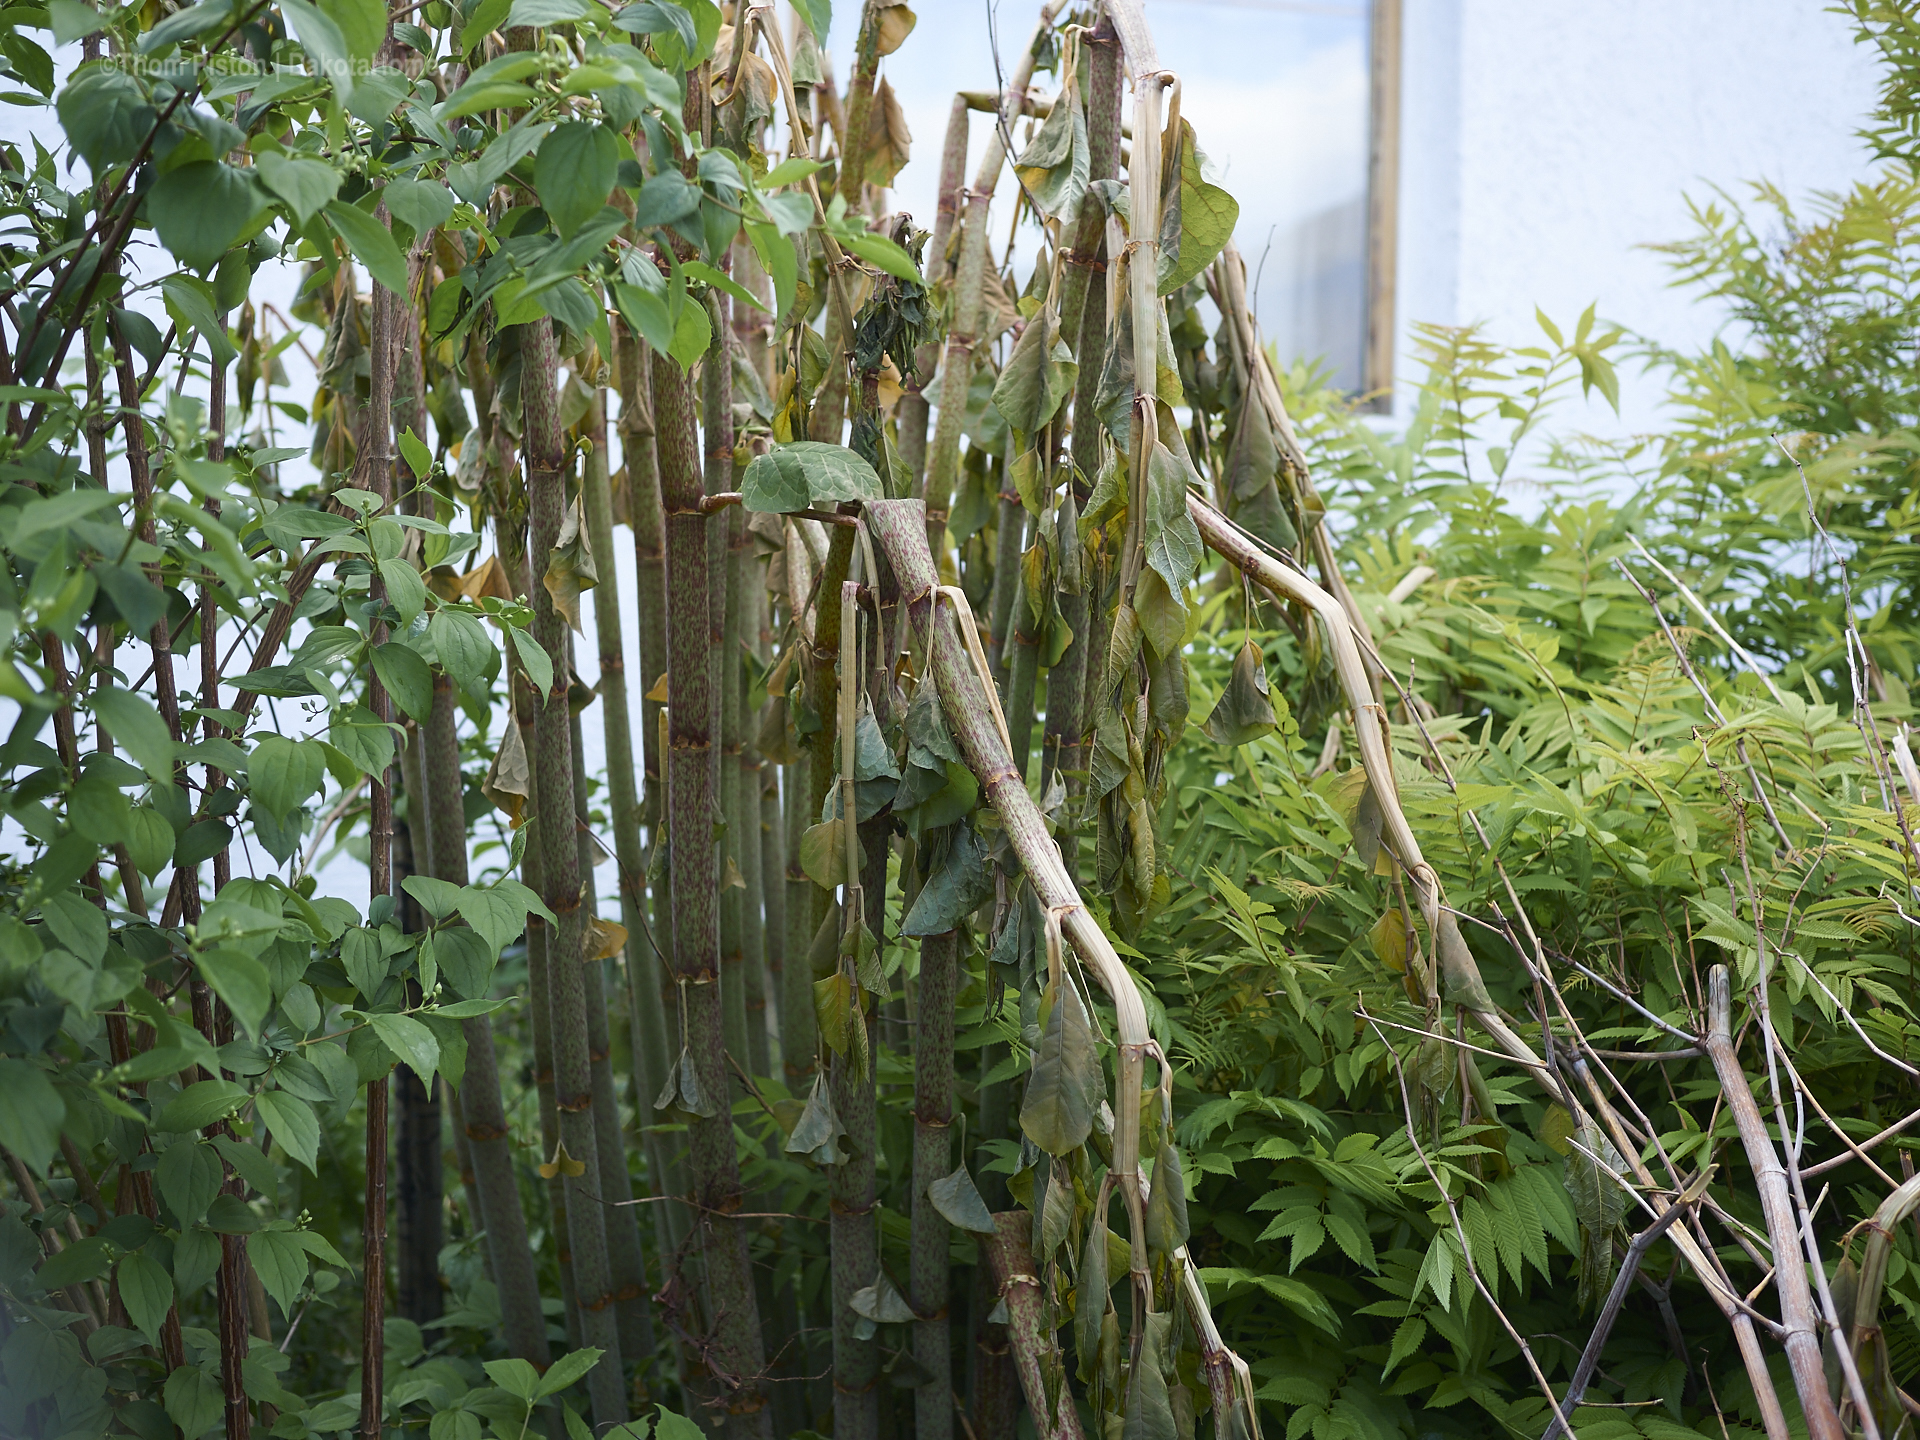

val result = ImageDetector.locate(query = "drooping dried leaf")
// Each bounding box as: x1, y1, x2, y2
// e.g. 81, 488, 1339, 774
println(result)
813, 968, 857, 1058
1144, 1140, 1189, 1256
900, 820, 994, 936
541, 494, 599, 632
482, 720, 531, 826
800, 817, 848, 888
784, 1072, 846, 1164
1436, 909, 1495, 1011
585, 916, 627, 961
874, 0, 915, 56
849, 1269, 916, 1323
863, 75, 911, 187
1368, 907, 1409, 974
927, 1161, 997, 1234
453, 552, 514, 603
1020, 978, 1098, 1156
1201, 639, 1276, 746
1075, 1209, 1109, 1380
1350, 782, 1384, 875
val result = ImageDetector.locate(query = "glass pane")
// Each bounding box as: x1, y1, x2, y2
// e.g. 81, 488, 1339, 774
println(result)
1160, 0, 1372, 391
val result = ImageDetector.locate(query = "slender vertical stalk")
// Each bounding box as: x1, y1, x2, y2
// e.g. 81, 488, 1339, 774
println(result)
919, 15, 1052, 544
426, 672, 552, 1368
569, 695, 654, 1373
899, 94, 972, 491
737, 601, 771, 1079
524, 318, 626, 1427
986, 493, 1024, 694
445, 1079, 485, 1269
360, 226, 400, 1440
656, 345, 775, 1440
1704, 967, 1845, 1440
759, 763, 786, 1073
910, 926, 958, 1440
585, 381, 667, 1361
707, 299, 753, 1086
982, 1214, 1084, 1440
394, 864, 444, 1325
1040, 16, 1123, 837
1003, 543, 1041, 784
523, 827, 582, 1351
611, 318, 683, 1253
835, 0, 885, 213
829, 813, 883, 1440
781, 749, 816, 1083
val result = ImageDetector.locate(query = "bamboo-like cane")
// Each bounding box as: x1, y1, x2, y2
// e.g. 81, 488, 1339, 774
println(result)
655, 344, 776, 1440
523, 317, 626, 1427
865, 499, 1256, 1419
919, 5, 1058, 542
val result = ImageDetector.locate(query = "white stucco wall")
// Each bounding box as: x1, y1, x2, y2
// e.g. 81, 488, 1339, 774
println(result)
1393, 0, 1884, 434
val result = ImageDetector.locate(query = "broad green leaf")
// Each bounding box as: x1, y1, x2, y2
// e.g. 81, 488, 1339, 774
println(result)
429, 609, 496, 695
254, 152, 340, 226
790, 0, 828, 43
159, 274, 239, 369
248, 735, 325, 823
508, 0, 592, 23
164, 1364, 223, 1439
402, 876, 464, 921
900, 822, 993, 936
0, 1067, 60, 1175
928, 1161, 997, 1235
255, 1091, 320, 1173
341, 926, 389, 999
195, 948, 271, 1039
329, 704, 397, 779
148, 162, 267, 272
369, 1011, 439, 1085
484, 1358, 541, 1401
667, 288, 711, 370
1144, 1141, 1189, 1255
536, 120, 620, 238
57, 64, 153, 174
508, 626, 555, 698
421, 925, 495, 998
1075, 1212, 1109, 1378
739, 442, 883, 514
990, 303, 1076, 441
173, 1226, 219, 1295
118, 1251, 175, 1346
536, 1346, 604, 1398
155, 1141, 223, 1225
325, 200, 410, 295
41, 890, 106, 964
1200, 639, 1276, 747
246, 1228, 310, 1318
783, 1072, 845, 1163
456, 884, 532, 956
835, 229, 921, 284
1020, 978, 1098, 1155
397, 426, 435, 481
798, 818, 847, 888
155, 1080, 248, 1135
1155, 118, 1238, 296
91, 686, 173, 784
318, 0, 384, 59
1122, 1310, 1176, 1440
372, 640, 433, 723
384, 178, 455, 237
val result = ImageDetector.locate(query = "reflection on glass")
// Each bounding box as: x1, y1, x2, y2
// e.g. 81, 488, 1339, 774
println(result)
1159, 0, 1371, 392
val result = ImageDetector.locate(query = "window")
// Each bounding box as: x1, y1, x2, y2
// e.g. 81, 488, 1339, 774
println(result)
1161, 0, 1399, 403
